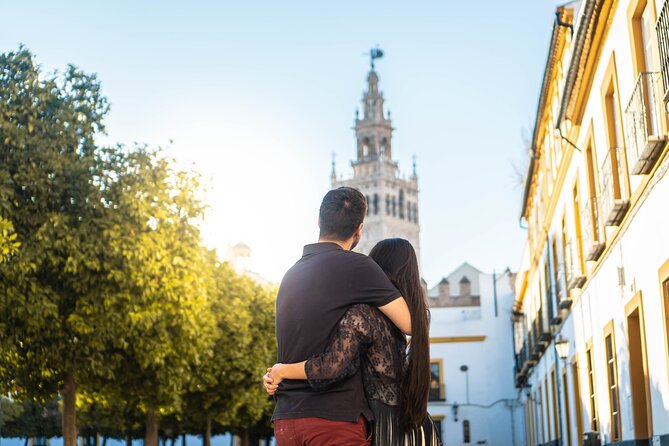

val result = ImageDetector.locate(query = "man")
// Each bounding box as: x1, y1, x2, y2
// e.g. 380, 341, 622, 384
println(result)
270, 186, 411, 445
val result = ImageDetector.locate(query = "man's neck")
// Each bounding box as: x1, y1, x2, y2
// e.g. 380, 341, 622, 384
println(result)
318, 238, 353, 251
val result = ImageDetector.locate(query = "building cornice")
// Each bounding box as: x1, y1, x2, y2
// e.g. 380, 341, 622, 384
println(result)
521, 6, 573, 219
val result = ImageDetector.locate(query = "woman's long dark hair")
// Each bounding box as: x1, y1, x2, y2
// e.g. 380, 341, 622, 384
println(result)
368, 238, 431, 432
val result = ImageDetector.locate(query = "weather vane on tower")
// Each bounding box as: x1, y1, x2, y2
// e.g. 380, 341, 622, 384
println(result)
366, 46, 384, 69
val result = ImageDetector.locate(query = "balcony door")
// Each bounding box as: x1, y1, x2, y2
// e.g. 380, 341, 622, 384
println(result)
625, 292, 652, 439
641, 2, 661, 135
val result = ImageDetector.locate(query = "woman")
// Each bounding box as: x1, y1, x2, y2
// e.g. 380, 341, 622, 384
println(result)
264, 238, 441, 446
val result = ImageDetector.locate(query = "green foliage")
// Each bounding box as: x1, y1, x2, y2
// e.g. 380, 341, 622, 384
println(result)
181, 261, 277, 435
0, 46, 277, 442
0, 398, 60, 438
0, 46, 115, 400
0, 218, 20, 262
95, 146, 217, 421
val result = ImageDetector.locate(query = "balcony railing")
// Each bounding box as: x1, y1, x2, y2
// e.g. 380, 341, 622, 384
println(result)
565, 237, 586, 291
599, 147, 630, 226
624, 72, 668, 175
656, 2, 669, 102
556, 267, 569, 307
581, 198, 605, 261
429, 384, 446, 402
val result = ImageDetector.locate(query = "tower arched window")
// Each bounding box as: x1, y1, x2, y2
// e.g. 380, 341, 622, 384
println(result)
399, 190, 405, 219
380, 138, 388, 157
362, 144, 369, 159
392, 196, 397, 217
386, 195, 390, 215
413, 203, 418, 223
373, 194, 379, 215
365, 195, 370, 215
463, 420, 471, 443
407, 201, 412, 222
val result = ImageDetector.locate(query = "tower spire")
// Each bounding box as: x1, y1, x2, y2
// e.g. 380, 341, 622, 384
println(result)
330, 152, 337, 183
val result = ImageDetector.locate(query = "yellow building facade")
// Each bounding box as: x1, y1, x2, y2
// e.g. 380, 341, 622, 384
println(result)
514, 1, 669, 445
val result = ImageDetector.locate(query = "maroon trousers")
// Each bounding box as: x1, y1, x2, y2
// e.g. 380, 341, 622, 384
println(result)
274, 416, 371, 446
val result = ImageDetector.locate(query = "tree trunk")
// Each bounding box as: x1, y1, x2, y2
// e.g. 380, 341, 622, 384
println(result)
125, 434, 132, 446
170, 437, 176, 446
145, 410, 159, 446
203, 416, 212, 446
239, 431, 249, 446
181, 433, 187, 446
62, 373, 78, 446
95, 433, 100, 446
102, 437, 107, 446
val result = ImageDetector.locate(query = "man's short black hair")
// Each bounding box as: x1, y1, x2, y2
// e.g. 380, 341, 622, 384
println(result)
319, 187, 368, 241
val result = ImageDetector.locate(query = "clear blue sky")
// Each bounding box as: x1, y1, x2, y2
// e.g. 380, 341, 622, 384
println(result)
1, 1, 560, 284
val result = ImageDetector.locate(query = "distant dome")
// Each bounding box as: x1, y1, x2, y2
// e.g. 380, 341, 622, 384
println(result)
231, 242, 251, 257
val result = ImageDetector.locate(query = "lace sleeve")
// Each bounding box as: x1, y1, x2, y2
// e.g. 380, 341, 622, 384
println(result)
305, 305, 374, 391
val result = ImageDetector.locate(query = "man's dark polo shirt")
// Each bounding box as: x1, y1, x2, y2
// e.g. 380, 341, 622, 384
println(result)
273, 242, 402, 422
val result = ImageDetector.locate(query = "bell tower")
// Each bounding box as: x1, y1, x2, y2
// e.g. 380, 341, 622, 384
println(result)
332, 50, 421, 262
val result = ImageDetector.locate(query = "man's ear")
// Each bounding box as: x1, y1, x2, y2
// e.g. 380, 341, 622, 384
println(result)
356, 223, 363, 236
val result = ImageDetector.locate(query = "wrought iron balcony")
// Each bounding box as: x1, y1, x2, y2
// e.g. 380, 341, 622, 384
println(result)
624, 72, 668, 175
581, 198, 605, 261
565, 237, 586, 291
599, 147, 630, 226
658, 1, 669, 101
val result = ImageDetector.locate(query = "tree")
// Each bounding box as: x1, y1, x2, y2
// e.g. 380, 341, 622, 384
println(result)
181, 261, 276, 446
0, 398, 61, 441
94, 147, 217, 446
0, 47, 116, 446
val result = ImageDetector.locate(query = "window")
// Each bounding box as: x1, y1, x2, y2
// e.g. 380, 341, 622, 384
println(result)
563, 368, 573, 446
657, 0, 669, 95
385, 195, 390, 215
525, 398, 535, 446
626, 292, 652, 438
399, 190, 405, 219
392, 196, 397, 217
600, 60, 629, 216
545, 376, 552, 440
572, 185, 585, 273
463, 420, 471, 443
429, 359, 445, 401
536, 387, 545, 443
572, 360, 584, 443
629, 0, 658, 76
366, 195, 370, 215
552, 237, 562, 303
373, 194, 379, 215
586, 345, 598, 431
660, 259, 669, 409
551, 369, 560, 441
604, 323, 622, 441
413, 203, 418, 223
407, 201, 413, 222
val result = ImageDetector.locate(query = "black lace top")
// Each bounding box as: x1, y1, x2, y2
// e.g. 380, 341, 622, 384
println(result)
305, 304, 406, 406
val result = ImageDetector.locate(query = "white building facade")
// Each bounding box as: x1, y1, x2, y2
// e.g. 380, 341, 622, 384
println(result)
427, 263, 524, 446
514, 1, 669, 446
332, 66, 421, 260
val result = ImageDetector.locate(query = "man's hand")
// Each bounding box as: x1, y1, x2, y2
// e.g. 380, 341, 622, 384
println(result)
263, 366, 282, 396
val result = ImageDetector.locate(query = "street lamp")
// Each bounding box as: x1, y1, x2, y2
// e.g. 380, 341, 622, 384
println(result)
555, 336, 570, 361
